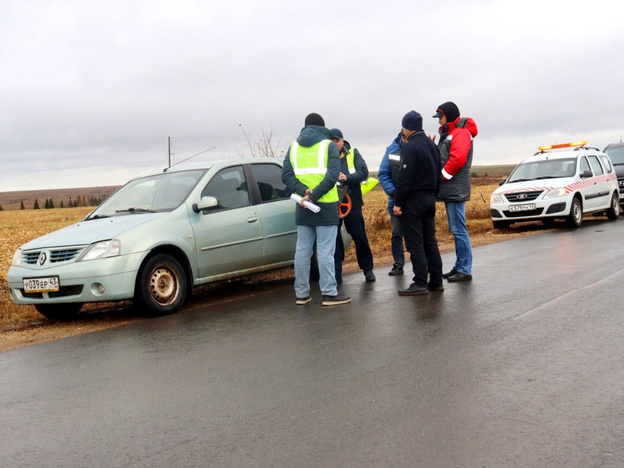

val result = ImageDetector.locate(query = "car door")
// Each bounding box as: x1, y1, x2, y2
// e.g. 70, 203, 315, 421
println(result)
190, 165, 264, 279
248, 162, 297, 265
584, 155, 608, 211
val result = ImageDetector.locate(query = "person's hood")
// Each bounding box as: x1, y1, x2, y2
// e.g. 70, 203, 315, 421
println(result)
341, 140, 352, 156
386, 132, 403, 153
296, 125, 333, 147
447, 117, 478, 138
462, 117, 478, 138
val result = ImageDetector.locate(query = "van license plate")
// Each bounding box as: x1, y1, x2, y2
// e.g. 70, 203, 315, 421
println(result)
23, 276, 60, 293
509, 203, 536, 212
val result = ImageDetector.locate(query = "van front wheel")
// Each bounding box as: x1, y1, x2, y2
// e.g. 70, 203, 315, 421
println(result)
566, 197, 583, 228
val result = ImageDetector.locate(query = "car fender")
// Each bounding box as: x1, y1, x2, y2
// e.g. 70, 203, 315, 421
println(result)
115, 206, 199, 281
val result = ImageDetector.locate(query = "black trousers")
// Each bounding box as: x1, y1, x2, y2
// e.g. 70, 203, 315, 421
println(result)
401, 193, 443, 288
335, 205, 374, 279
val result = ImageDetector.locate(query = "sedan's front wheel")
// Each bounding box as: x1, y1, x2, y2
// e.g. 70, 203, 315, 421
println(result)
135, 254, 187, 316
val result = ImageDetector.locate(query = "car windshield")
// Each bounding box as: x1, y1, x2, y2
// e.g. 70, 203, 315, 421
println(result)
507, 158, 577, 183
604, 145, 624, 165
86, 170, 206, 219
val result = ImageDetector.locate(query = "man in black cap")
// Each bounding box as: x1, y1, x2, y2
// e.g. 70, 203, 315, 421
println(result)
330, 127, 376, 283
393, 111, 444, 295
281, 113, 351, 306
431, 102, 478, 282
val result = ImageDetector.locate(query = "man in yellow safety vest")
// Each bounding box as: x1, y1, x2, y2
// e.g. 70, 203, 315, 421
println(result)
281, 113, 351, 306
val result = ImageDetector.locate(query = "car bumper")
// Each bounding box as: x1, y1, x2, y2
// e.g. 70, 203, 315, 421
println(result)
6, 252, 146, 305
490, 199, 570, 222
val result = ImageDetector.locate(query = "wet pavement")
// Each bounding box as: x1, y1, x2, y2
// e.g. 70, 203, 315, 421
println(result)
2, 220, 624, 467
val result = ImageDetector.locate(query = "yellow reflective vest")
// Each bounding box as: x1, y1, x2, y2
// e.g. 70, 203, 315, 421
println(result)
345, 148, 378, 196
289, 140, 339, 203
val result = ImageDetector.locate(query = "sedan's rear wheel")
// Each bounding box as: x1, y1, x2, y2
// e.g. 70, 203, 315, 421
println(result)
135, 254, 187, 316
34, 303, 84, 321
566, 197, 583, 228
606, 192, 620, 220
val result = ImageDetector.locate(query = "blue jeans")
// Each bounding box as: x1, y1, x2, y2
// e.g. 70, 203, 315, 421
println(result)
445, 201, 472, 275
295, 225, 338, 298
390, 213, 404, 267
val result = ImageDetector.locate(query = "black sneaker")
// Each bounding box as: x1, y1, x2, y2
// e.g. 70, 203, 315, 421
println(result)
442, 267, 457, 279
427, 284, 445, 291
322, 294, 351, 306
364, 269, 376, 282
398, 283, 429, 296
447, 272, 472, 282
296, 296, 311, 305
388, 264, 404, 276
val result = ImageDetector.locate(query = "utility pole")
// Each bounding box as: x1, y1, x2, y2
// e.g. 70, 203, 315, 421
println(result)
168, 137, 172, 167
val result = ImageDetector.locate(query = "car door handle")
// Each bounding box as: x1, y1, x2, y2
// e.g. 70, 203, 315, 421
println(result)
247, 216, 259, 223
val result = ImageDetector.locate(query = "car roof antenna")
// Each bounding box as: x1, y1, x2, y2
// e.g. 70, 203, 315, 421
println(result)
164, 144, 216, 172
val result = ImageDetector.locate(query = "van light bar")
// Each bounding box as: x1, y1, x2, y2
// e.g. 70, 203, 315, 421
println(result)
538, 141, 587, 151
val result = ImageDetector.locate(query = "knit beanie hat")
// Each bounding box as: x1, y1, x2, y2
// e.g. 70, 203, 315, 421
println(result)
401, 111, 423, 131
304, 113, 325, 127
432, 102, 460, 122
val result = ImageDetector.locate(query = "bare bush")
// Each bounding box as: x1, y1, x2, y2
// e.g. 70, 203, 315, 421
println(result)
237, 125, 284, 159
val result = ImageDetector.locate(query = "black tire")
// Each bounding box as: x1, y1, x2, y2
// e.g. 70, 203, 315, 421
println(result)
34, 303, 83, 321
566, 197, 583, 228
135, 254, 187, 316
606, 192, 620, 220
492, 220, 511, 229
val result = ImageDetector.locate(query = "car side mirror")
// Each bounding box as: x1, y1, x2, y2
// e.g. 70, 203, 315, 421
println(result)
192, 196, 219, 213
580, 170, 593, 179
498, 179, 506, 186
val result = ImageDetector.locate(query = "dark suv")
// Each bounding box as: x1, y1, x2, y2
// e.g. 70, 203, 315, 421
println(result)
604, 142, 624, 207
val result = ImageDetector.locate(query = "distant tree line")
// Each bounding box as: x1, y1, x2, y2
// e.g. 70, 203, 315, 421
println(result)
17, 195, 106, 210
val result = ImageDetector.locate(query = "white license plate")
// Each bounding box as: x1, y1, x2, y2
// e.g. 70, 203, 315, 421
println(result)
23, 276, 60, 293
509, 203, 536, 212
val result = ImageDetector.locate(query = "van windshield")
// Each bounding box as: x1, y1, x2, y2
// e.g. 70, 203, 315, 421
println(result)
507, 158, 577, 183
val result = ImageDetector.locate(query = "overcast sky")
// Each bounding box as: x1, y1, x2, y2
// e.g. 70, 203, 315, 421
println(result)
1, 0, 622, 192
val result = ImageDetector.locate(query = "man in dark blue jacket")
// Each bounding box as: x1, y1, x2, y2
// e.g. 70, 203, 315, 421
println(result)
393, 111, 444, 295
378, 132, 405, 276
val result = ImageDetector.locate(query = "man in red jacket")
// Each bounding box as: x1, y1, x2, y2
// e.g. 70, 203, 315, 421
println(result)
431, 102, 478, 282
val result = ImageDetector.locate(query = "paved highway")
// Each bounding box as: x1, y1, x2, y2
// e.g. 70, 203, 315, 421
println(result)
2, 219, 624, 467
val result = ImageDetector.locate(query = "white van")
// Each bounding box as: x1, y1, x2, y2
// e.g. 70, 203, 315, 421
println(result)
490, 141, 620, 228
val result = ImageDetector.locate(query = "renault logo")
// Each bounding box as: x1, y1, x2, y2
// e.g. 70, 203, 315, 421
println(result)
38, 252, 47, 266
517, 194, 528, 200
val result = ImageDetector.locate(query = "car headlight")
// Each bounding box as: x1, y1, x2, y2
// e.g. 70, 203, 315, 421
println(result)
12, 249, 22, 267
77, 240, 121, 262
490, 193, 504, 203
544, 188, 567, 199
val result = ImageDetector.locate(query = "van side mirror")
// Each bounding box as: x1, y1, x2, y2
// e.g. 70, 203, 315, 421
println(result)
192, 196, 219, 213
498, 179, 506, 186
580, 170, 593, 179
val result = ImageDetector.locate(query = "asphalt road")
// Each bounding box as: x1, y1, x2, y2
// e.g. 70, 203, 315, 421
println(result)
2, 219, 624, 467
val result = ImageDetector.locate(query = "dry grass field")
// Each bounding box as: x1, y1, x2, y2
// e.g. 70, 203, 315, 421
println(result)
1, 177, 551, 351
